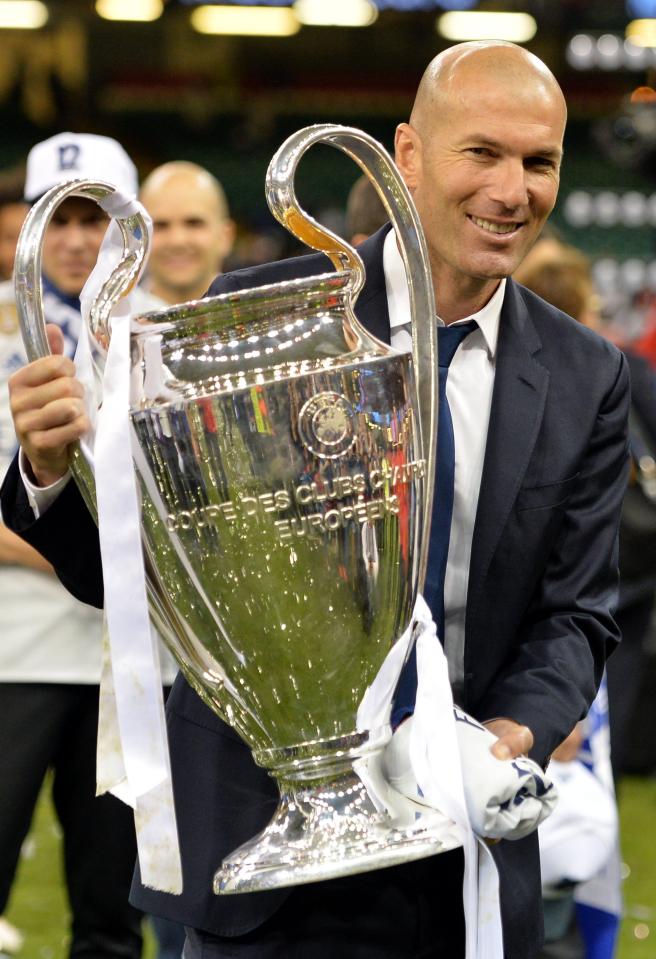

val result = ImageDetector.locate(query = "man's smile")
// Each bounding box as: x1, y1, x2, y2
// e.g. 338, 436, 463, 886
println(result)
468, 215, 523, 236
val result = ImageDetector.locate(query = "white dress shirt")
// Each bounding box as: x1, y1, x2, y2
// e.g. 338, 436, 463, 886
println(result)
383, 229, 503, 689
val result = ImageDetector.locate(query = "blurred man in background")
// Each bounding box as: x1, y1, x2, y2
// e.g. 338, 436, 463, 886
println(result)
0, 162, 30, 959
0, 132, 159, 959
344, 173, 387, 246
0, 169, 28, 282
140, 160, 234, 306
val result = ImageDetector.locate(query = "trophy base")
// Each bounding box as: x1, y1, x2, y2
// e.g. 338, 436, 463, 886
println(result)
214, 765, 461, 895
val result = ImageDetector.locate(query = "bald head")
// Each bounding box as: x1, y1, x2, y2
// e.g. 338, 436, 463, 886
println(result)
141, 161, 229, 222
140, 161, 234, 304
410, 41, 566, 143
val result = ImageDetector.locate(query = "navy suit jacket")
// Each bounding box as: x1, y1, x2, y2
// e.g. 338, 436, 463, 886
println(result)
0, 226, 630, 958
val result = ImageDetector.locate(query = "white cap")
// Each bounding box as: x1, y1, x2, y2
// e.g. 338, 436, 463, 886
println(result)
24, 132, 138, 202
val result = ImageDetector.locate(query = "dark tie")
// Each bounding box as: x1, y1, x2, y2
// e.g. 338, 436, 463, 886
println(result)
391, 320, 478, 727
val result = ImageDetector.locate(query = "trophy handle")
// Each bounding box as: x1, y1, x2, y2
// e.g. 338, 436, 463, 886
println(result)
266, 124, 437, 594
14, 178, 150, 518
15, 178, 149, 361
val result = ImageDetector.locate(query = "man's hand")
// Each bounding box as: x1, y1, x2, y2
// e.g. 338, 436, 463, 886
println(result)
483, 718, 534, 760
9, 323, 88, 487
551, 724, 583, 763
0, 523, 53, 572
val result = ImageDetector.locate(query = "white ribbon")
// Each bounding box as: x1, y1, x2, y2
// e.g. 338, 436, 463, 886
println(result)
357, 595, 504, 959
77, 192, 183, 893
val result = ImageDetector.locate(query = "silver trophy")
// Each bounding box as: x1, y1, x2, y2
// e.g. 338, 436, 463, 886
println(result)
15, 126, 459, 894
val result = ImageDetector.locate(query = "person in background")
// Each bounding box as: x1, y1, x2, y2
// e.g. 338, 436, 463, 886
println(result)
344, 174, 388, 246
0, 131, 174, 958
138, 159, 236, 959
0, 164, 29, 959
139, 161, 234, 306
0, 169, 28, 282
513, 241, 601, 330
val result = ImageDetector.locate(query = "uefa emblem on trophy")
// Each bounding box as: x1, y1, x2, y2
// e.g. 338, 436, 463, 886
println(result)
15, 125, 459, 894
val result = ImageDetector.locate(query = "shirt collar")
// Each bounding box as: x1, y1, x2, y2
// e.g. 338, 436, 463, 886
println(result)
450, 278, 504, 360
383, 228, 503, 359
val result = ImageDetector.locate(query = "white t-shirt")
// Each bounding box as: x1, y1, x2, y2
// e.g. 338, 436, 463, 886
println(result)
0, 279, 177, 683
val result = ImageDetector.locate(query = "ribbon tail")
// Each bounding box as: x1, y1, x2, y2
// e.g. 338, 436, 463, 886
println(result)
411, 595, 504, 959
93, 301, 181, 890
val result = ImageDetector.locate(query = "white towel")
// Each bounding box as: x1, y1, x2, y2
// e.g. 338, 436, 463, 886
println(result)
384, 706, 558, 842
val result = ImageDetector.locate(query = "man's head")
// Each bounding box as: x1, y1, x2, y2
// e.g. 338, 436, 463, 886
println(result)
395, 42, 567, 309
140, 162, 234, 304
345, 175, 387, 245
514, 239, 601, 331
24, 132, 138, 298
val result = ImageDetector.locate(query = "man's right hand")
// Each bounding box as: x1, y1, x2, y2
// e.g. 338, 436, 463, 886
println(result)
8, 323, 89, 487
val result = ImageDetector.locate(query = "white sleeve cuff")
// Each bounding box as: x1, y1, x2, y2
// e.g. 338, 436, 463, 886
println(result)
18, 449, 71, 518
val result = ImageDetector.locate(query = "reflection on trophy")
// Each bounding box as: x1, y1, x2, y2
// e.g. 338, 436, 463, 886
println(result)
15, 125, 460, 895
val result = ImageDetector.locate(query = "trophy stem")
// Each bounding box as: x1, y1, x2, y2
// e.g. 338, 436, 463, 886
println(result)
214, 732, 460, 895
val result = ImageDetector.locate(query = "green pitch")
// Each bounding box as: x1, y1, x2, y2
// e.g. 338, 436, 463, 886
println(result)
4, 775, 655, 958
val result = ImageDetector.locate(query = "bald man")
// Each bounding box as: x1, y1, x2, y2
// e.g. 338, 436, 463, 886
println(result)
140, 161, 234, 305
1, 43, 629, 959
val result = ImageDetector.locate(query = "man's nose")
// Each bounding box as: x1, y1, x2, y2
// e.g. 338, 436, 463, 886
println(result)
61, 222, 88, 249
489, 159, 529, 211
162, 224, 188, 247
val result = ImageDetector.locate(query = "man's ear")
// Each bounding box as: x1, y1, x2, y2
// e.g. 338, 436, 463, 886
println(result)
218, 218, 236, 263
394, 123, 421, 191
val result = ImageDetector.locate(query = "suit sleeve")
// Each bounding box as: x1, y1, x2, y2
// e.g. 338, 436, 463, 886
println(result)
1, 453, 104, 608
477, 349, 630, 765
205, 272, 244, 297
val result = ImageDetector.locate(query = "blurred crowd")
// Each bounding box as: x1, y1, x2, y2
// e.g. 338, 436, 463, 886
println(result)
0, 127, 655, 959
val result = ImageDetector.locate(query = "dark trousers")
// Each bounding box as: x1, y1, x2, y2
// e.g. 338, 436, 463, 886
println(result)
607, 595, 654, 782
0, 683, 142, 958
182, 851, 466, 959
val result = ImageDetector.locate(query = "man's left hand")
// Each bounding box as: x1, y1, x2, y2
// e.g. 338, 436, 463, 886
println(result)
483, 718, 534, 760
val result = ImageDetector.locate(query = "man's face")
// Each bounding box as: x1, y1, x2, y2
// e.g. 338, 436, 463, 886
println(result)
42, 197, 107, 296
145, 178, 233, 302
0, 201, 28, 280
396, 72, 565, 289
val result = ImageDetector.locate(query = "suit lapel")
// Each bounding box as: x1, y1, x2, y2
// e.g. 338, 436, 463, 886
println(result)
467, 281, 550, 619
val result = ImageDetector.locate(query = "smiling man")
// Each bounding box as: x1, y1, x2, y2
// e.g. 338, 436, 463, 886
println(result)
1, 43, 629, 959
139, 161, 234, 305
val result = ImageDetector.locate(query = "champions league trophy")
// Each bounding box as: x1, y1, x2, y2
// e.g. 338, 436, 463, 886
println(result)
15, 126, 460, 894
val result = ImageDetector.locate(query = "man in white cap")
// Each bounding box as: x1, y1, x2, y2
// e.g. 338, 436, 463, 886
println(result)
20, 132, 159, 352
0, 132, 171, 958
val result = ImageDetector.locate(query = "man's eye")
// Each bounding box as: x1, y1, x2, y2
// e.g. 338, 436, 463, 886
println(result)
467, 147, 492, 158
526, 157, 555, 171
